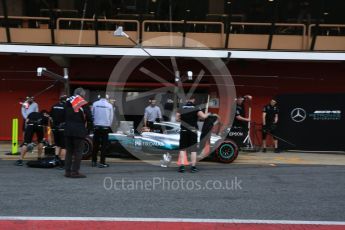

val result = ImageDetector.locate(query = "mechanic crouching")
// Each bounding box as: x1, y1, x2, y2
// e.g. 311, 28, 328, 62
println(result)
15, 110, 49, 166
91, 92, 114, 168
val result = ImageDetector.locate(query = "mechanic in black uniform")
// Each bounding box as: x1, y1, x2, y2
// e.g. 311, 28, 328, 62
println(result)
176, 95, 208, 173
64, 88, 92, 178
262, 98, 279, 153
15, 111, 49, 166
50, 95, 67, 169
163, 93, 174, 121
231, 95, 252, 146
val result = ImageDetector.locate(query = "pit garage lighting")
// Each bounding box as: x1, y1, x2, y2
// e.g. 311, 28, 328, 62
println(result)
113, 26, 129, 38
37, 67, 67, 82
175, 71, 180, 82
187, 71, 193, 81
36, 67, 70, 95
36, 67, 47, 77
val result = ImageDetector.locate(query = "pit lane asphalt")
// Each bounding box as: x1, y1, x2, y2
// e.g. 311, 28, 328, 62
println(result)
0, 160, 344, 221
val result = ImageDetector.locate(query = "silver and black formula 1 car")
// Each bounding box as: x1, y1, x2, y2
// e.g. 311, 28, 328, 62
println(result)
82, 121, 239, 163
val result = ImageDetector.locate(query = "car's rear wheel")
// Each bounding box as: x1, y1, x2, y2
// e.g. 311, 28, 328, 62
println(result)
215, 140, 239, 163
82, 137, 93, 160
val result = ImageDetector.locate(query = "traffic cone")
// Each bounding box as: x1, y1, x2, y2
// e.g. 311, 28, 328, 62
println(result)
177, 151, 189, 166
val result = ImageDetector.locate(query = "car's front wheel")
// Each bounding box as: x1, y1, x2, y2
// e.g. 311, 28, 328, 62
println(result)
215, 140, 239, 163
81, 137, 93, 160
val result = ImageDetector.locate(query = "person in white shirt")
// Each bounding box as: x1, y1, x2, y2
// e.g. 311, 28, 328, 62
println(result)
144, 98, 162, 130
91, 93, 114, 168
21, 96, 39, 132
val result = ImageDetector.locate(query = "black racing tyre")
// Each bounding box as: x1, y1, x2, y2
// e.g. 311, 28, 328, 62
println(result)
82, 137, 93, 160
215, 140, 239, 163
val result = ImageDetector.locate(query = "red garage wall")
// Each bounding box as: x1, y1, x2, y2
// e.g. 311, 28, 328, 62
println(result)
0, 80, 62, 140
0, 55, 62, 140
232, 60, 345, 122
231, 61, 345, 146
0, 55, 344, 145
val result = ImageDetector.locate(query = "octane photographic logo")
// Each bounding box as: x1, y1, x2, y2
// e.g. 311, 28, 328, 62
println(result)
106, 35, 236, 166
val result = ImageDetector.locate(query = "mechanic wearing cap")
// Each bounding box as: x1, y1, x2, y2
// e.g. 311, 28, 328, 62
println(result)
21, 96, 39, 135
50, 95, 67, 169
91, 92, 113, 168
144, 98, 162, 131
15, 110, 49, 166
231, 95, 252, 146
64, 87, 92, 178
176, 95, 208, 173
234, 95, 252, 127
262, 98, 279, 153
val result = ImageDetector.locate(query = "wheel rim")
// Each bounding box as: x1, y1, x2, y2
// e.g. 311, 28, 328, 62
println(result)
219, 144, 235, 159
82, 140, 90, 156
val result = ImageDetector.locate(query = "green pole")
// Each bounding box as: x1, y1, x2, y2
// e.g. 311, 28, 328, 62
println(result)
11, 118, 18, 154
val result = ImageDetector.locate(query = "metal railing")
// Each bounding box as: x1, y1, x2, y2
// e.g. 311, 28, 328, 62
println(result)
141, 20, 224, 48
0, 16, 344, 50
56, 18, 140, 46
0, 16, 50, 28
230, 22, 305, 34
308, 24, 345, 50
0, 16, 52, 44
309, 24, 345, 36
56, 18, 139, 32
142, 20, 224, 33
228, 22, 306, 49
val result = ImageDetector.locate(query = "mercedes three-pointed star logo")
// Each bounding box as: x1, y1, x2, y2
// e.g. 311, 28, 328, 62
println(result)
290, 108, 307, 122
